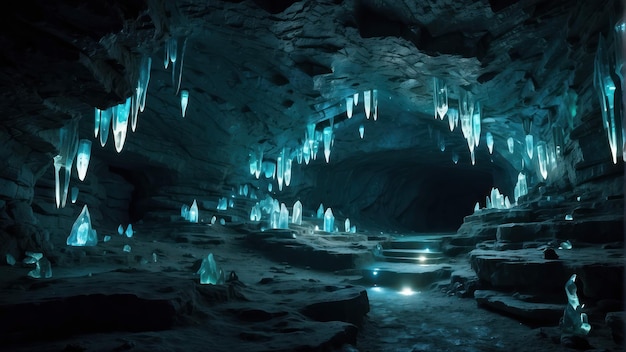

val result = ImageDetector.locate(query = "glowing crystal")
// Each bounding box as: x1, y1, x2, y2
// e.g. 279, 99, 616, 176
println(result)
323, 208, 334, 233
67, 205, 97, 246
292, 200, 302, 225
76, 139, 92, 181
180, 89, 189, 117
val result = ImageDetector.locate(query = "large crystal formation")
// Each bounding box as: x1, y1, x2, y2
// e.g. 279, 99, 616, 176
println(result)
292, 200, 302, 225
197, 253, 225, 285
76, 139, 92, 181
323, 208, 334, 232
560, 274, 591, 336
278, 203, 289, 229
67, 205, 98, 246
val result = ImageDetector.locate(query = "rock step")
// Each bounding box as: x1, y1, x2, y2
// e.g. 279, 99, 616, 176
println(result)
380, 239, 442, 250
495, 218, 624, 244
380, 248, 443, 258
375, 255, 447, 264
357, 262, 454, 289
475, 290, 564, 324
469, 247, 624, 299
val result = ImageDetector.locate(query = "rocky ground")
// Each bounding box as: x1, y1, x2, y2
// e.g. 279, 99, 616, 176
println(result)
0, 213, 623, 352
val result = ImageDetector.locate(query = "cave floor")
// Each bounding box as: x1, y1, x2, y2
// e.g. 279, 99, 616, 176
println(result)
0, 218, 622, 352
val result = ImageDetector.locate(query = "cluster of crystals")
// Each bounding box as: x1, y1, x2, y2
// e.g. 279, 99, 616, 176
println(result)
560, 274, 591, 336
473, 187, 512, 212
23, 252, 53, 279
181, 199, 199, 222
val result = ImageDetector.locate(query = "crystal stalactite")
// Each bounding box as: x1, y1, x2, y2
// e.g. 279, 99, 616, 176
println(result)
353, 92, 359, 105
292, 200, 302, 225
364, 90, 371, 119
507, 137, 515, 153
447, 108, 458, 131
262, 160, 275, 178
359, 124, 364, 139
303, 142, 311, 164
67, 205, 98, 246
373, 89, 379, 121
452, 152, 459, 164
470, 149, 476, 165
56, 121, 79, 208
277, 153, 284, 191
593, 33, 622, 164
180, 89, 189, 117
323, 208, 334, 233
94, 108, 101, 137
312, 139, 319, 160
439, 135, 445, 152
256, 148, 263, 179
346, 96, 353, 118
278, 203, 289, 229
323, 126, 333, 163
486, 132, 494, 154
76, 139, 92, 181
472, 101, 481, 147
433, 77, 448, 120
112, 97, 131, 153
296, 147, 303, 164
284, 158, 292, 187
138, 55, 152, 114
100, 108, 112, 147
536, 141, 548, 180
249, 153, 257, 177
71, 186, 79, 203
525, 134, 534, 160
53, 156, 62, 208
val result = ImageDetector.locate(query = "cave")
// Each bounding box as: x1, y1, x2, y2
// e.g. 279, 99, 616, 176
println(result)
0, 1, 624, 351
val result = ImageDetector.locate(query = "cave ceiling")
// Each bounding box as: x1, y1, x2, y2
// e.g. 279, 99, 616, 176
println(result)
0, 0, 620, 191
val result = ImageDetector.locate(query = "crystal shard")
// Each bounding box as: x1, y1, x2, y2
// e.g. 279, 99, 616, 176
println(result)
292, 200, 302, 225
180, 89, 189, 117
353, 92, 359, 105
433, 77, 448, 120
278, 203, 289, 229
317, 204, 324, 218
344, 218, 350, 232
125, 224, 134, 238
323, 208, 334, 232
76, 139, 92, 181
189, 199, 199, 223
67, 205, 97, 246
217, 197, 227, 210
197, 253, 224, 285
94, 108, 101, 137
56, 121, 79, 208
